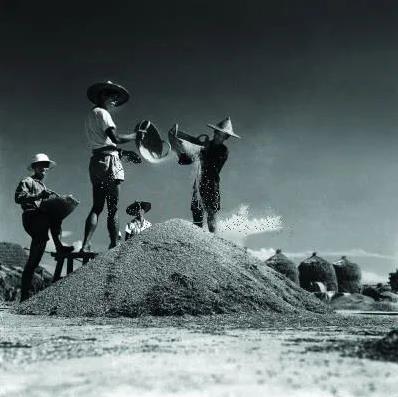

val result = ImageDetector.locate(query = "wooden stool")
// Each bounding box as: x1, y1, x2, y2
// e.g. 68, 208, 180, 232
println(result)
51, 252, 98, 282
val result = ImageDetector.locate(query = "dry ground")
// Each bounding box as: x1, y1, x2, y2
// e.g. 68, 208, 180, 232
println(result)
1, 307, 398, 397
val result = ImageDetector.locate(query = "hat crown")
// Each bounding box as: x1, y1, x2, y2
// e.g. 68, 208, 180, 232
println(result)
28, 153, 56, 170
31, 153, 51, 163
216, 117, 232, 131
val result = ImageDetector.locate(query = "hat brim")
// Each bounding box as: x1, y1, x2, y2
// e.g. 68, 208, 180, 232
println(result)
87, 82, 130, 107
207, 124, 241, 139
126, 201, 152, 216
28, 160, 56, 171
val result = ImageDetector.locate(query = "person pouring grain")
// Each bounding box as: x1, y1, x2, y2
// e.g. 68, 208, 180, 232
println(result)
175, 117, 240, 233
15, 153, 74, 302
81, 81, 140, 251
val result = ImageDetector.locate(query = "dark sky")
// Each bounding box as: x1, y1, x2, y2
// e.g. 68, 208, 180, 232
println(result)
1, 0, 398, 280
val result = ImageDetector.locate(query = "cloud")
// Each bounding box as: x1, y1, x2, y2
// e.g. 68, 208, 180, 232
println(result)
45, 235, 80, 253
361, 271, 388, 284
61, 230, 73, 238
218, 204, 282, 246
72, 240, 82, 251
247, 248, 276, 261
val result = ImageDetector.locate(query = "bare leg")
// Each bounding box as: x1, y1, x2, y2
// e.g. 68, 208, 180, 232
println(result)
106, 182, 120, 249
81, 184, 106, 251
207, 210, 218, 233
192, 206, 204, 228
20, 239, 46, 302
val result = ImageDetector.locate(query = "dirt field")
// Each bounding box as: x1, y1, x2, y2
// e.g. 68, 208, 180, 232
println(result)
1, 307, 398, 397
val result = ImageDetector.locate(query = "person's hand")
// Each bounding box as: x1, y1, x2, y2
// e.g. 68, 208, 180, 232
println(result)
38, 190, 52, 199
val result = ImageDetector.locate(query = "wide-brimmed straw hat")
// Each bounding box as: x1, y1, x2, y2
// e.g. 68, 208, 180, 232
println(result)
207, 117, 240, 139
126, 201, 152, 216
87, 80, 130, 106
28, 153, 56, 170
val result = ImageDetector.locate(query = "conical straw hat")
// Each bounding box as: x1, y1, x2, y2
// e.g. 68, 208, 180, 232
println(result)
207, 117, 240, 138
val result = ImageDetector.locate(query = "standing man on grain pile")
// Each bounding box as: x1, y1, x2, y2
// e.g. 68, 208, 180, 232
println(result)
81, 81, 141, 251
175, 117, 240, 233
15, 154, 74, 302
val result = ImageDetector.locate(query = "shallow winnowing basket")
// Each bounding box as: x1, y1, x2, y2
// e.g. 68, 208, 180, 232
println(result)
40, 195, 80, 220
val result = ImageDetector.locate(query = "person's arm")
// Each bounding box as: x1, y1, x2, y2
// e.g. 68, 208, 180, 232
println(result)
96, 108, 137, 145
15, 180, 50, 205
105, 127, 137, 144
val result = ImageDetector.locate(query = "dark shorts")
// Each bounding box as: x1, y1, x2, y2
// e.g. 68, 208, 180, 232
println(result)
22, 210, 51, 242
89, 153, 124, 188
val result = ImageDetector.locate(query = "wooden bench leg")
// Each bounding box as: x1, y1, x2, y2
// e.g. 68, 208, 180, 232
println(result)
67, 257, 74, 275
52, 257, 65, 282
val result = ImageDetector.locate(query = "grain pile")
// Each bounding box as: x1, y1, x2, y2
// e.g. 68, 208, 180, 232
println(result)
299, 252, 338, 292
333, 256, 362, 293
16, 219, 330, 317
264, 249, 299, 284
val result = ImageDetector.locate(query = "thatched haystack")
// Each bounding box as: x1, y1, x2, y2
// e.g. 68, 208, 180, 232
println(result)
264, 249, 299, 284
389, 269, 398, 292
333, 256, 362, 293
0, 242, 27, 268
0, 241, 52, 301
298, 252, 338, 292
16, 219, 331, 317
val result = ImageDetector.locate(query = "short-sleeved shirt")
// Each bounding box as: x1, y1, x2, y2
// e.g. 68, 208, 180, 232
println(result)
85, 107, 117, 150
125, 218, 152, 238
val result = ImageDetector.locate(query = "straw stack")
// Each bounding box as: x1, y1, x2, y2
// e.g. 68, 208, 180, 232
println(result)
298, 252, 338, 292
333, 256, 362, 293
265, 249, 299, 284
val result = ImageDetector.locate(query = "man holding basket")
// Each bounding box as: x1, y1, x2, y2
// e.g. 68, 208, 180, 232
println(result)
15, 153, 75, 301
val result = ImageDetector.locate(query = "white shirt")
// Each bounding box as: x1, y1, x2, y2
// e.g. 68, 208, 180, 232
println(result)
85, 107, 117, 150
125, 219, 152, 237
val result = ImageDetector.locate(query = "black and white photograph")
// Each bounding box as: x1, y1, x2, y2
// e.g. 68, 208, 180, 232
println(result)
1, 1, 398, 396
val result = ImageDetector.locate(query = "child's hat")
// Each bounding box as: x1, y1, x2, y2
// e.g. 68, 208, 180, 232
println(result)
126, 201, 152, 216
